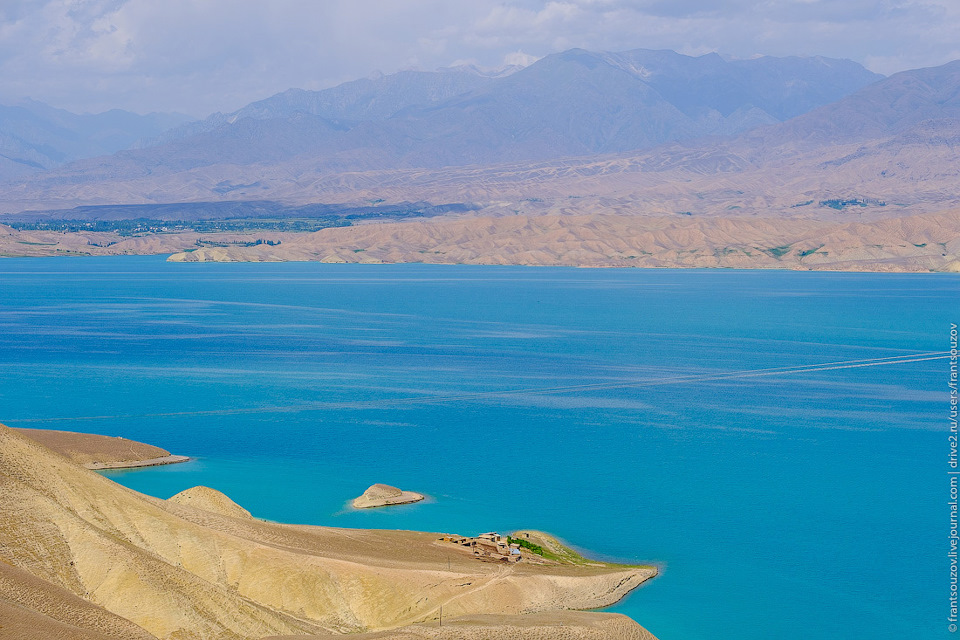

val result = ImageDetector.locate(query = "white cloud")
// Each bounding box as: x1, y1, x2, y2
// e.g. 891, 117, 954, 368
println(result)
0, 0, 957, 115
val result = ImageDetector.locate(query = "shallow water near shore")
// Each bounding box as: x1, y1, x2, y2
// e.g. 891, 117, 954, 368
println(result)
0, 256, 954, 639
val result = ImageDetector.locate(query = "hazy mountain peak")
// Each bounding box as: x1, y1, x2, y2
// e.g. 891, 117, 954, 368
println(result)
145, 65, 499, 148
764, 57, 960, 144
439, 63, 525, 78
0, 98, 193, 180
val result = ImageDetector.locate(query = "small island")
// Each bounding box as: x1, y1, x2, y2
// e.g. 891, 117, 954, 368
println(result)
352, 483, 425, 509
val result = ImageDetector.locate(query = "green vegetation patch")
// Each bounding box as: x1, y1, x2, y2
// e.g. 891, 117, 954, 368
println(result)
819, 197, 886, 210
766, 245, 793, 258
195, 238, 283, 248
507, 536, 547, 558
509, 531, 596, 565
714, 247, 743, 257
509, 530, 655, 570
798, 245, 826, 258
8, 218, 349, 236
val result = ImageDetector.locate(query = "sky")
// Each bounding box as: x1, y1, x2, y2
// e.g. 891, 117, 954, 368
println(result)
1, 0, 959, 118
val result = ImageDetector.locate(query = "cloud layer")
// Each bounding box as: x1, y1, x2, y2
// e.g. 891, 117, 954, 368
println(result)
1, 0, 958, 116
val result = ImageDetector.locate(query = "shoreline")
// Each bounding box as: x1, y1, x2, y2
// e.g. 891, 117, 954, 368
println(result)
4, 250, 960, 274
86, 454, 190, 470
0, 422, 660, 639
4, 251, 959, 274
4, 206, 960, 274
13, 427, 189, 471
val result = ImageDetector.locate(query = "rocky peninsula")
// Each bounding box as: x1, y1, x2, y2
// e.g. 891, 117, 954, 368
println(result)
14, 427, 189, 469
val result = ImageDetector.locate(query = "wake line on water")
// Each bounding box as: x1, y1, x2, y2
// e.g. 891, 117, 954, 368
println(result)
13, 351, 949, 424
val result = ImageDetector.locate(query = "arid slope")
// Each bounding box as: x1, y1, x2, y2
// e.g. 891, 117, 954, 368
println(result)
167, 209, 960, 272
266, 611, 657, 640
0, 424, 656, 640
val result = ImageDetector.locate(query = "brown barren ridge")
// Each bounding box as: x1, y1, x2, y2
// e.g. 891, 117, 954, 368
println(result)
0, 423, 658, 640
13, 427, 189, 469
164, 210, 960, 272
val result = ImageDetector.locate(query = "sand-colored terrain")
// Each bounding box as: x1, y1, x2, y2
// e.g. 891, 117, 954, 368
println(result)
165, 208, 960, 272
265, 611, 657, 639
6, 206, 958, 272
0, 423, 657, 640
14, 428, 189, 470
0, 225, 302, 259
0, 559, 158, 640
352, 484, 425, 509
3, 107, 960, 274
168, 486, 254, 519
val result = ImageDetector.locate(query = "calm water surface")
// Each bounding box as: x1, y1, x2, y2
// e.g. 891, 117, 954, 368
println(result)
0, 257, 954, 640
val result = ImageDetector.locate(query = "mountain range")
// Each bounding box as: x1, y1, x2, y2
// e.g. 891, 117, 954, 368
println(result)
0, 48, 884, 211
0, 100, 192, 182
145, 49, 881, 161
2, 54, 955, 219
1, 48, 958, 272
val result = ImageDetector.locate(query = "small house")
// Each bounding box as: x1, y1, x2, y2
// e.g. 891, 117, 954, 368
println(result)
448, 531, 521, 563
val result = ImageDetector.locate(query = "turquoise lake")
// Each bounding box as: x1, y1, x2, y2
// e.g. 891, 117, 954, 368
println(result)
0, 256, 955, 639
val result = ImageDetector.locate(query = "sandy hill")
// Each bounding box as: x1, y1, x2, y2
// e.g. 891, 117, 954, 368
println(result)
167, 486, 253, 520
0, 423, 656, 640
